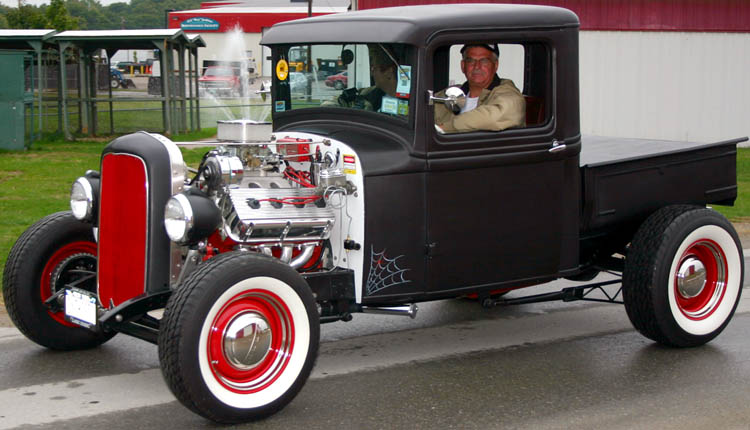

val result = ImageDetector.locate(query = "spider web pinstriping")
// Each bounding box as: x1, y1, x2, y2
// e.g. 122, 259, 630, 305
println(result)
366, 245, 411, 295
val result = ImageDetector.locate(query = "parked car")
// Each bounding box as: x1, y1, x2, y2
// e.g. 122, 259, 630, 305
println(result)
4, 4, 747, 425
199, 65, 243, 97
324, 71, 347, 89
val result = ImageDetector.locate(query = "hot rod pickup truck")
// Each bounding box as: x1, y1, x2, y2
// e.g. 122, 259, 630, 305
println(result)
4, 4, 747, 424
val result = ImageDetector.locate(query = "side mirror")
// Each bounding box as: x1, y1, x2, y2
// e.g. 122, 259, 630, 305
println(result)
257, 80, 272, 102
428, 87, 466, 114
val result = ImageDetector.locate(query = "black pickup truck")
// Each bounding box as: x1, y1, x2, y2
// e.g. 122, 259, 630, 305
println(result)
4, 4, 747, 424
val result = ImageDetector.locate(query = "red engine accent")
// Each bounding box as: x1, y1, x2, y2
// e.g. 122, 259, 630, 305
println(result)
277, 137, 311, 162
98, 153, 149, 307
205, 231, 237, 261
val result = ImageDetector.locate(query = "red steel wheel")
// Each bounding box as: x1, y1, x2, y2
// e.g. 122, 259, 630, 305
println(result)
40, 241, 98, 327
205, 288, 295, 395
624, 206, 743, 347
672, 239, 727, 321
3, 212, 114, 350
666, 225, 741, 337
159, 252, 319, 423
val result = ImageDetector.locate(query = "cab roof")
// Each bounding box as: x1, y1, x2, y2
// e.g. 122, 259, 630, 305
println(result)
261, 4, 579, 46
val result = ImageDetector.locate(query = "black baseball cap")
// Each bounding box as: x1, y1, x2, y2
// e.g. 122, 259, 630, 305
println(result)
460, 43, 499, 57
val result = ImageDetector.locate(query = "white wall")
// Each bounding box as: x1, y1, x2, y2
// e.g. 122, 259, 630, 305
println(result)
580, 31, 750, 143
195, 32, 264, 75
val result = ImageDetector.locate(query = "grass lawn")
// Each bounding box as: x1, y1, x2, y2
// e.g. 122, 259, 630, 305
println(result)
1, 141, 749, 292
0, 135, 213, 291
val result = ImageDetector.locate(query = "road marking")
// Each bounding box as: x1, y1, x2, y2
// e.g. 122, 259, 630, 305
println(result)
0, 369, 171, 429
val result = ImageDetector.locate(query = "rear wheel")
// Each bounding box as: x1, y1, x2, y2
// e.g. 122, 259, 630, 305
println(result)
3, 212, 114, 350
159, 252, 319, 423
334, 80, 344, 90
623, 206, 743, 347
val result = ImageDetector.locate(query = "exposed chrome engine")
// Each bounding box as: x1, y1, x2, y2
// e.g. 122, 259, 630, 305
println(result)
178, 120, 355, 271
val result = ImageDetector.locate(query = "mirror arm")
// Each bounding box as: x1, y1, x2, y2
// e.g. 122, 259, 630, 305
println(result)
427, 90, 455, 106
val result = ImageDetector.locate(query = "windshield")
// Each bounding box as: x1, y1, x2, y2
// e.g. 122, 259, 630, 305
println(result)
272, 43, 415, 120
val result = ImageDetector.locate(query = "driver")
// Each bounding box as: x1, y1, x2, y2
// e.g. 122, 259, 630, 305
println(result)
323, 46, 398, 111
435, 43, 525, 133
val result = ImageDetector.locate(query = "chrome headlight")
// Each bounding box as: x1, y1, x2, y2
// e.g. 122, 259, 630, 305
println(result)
70, 176, 98, 222
163, 191, 221, 245
164, 194, 194, 244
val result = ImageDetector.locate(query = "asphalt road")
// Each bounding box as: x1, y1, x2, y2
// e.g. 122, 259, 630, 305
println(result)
2, 268, 750, 429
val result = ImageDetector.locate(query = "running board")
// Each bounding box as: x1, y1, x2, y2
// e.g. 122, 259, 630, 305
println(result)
481, 279, 623, 308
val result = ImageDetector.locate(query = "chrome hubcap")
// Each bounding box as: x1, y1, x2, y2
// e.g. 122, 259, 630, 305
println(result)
223, 312, 272, 370
677, 257, 707, 299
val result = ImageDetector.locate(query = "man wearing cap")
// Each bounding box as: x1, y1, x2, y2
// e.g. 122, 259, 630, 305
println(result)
435, 44, 525, 133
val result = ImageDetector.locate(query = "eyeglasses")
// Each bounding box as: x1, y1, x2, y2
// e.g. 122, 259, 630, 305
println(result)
463, 57, 495, 67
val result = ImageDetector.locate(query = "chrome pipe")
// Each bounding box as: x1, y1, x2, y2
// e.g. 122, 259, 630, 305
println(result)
361, 304, 418, 319
290, 243, 316, 269
280, 245, 293, 263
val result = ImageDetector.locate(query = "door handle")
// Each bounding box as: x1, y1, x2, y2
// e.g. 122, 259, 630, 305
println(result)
549, 140, 566, 153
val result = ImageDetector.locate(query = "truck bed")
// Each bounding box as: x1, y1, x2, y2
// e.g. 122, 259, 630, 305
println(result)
579, 135, 747, 233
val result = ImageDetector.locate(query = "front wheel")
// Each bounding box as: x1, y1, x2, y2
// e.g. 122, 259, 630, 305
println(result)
3, 212, 115, 350
623, 205, 744, 347
158, 252, 319, 423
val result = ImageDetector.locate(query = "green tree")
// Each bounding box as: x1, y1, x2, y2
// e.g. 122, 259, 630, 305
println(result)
6, 5, 48, 29
0, 13, 9, 29
45, 0, 79, 31
67, 0, 113, 30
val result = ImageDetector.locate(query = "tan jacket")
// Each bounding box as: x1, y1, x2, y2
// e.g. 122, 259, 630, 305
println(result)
435, 76, 525, 133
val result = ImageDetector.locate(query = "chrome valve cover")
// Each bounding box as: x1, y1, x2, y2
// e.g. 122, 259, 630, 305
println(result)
221, 188, 335, 244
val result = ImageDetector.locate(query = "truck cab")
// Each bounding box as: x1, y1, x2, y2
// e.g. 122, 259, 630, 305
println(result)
263, 5, 582, 299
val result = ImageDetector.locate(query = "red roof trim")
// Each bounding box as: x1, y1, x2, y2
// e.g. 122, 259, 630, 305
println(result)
357, 0, 750, 32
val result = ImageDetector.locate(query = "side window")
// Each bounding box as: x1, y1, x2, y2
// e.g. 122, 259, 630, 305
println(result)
433, 42, 549, 135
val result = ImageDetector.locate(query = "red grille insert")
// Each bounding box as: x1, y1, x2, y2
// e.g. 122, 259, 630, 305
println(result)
98, 153, 148, 307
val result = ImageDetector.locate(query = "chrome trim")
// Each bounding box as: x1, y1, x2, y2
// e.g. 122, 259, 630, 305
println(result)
289, 243, 316, 269
361, 304, 419, 319
221, 188, 336, 244
549, 139, 567, 153
70, 177, 94, 221
222, 311, 273, 370
165, 194, 194, 243
676, 257, 707, 299
280, 245, 293, 263
146, 132, 185, 195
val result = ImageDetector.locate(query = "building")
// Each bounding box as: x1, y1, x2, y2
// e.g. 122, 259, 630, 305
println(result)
168, 0, 349, 77
171, 0, 750, 142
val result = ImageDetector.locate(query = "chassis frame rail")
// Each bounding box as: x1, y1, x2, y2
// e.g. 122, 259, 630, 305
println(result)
482, 278, 623, 308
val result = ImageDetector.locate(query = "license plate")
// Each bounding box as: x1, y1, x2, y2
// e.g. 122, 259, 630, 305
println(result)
65, 288, 97, 328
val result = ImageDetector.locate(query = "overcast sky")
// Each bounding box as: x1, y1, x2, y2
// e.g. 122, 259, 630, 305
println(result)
1, 0, 124, 7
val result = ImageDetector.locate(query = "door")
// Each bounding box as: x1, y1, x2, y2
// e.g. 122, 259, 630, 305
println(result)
424, 39, 579, 293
